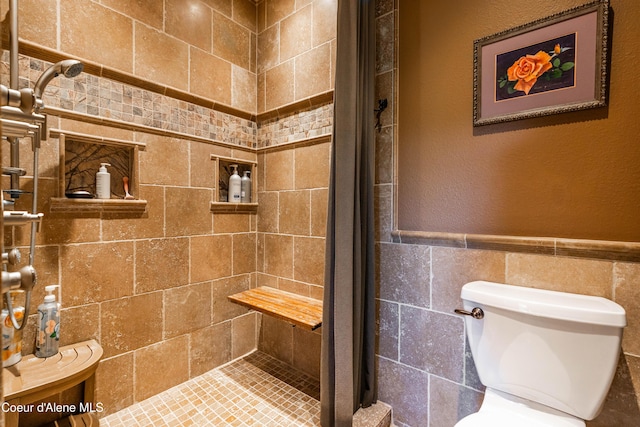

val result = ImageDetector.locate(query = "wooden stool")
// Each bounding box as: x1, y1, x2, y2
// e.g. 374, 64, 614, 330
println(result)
3, 340, 103, 427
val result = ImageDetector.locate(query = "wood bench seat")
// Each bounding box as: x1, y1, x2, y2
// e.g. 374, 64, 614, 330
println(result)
3, 339, 103, 427
228, 286, 323, 330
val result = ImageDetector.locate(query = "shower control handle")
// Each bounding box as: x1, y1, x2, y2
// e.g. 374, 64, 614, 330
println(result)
1, 265, 37, 293
2, 248, 21, 265
454, 307, 484, 319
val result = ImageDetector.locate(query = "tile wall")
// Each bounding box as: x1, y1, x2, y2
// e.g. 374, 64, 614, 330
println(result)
1, 0, 338, 423
254, 139, 331, 378
256, 0, 337, 114
250, 0, 338, 379
373, 1, 640, 426
14, 0, 258, 113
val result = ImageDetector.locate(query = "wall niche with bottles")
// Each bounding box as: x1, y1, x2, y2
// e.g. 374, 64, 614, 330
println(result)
49, 129, 147, 215
211, 155, 257, 213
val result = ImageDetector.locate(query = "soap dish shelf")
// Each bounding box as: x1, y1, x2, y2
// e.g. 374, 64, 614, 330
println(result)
210, 202, 258, 213
50, 197, 147, 215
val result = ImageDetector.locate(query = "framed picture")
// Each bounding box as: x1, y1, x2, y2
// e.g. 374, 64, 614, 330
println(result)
473, 0, 610, 126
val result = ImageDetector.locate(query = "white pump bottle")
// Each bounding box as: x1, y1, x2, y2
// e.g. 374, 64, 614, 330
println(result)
96, 162, 111, 199
228, 164, 242, 203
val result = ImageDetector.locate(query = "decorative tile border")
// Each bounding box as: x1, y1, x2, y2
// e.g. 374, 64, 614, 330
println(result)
3, 48, 257, 148
6, 42, 336, 151
257, 101, 334, 148
391, 230, 640, 262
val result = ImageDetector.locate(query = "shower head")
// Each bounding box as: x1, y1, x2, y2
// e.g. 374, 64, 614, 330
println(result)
33, 59, 84, 99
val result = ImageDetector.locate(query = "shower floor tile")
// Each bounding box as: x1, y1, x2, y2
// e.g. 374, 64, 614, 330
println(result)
100, 351, 321, 427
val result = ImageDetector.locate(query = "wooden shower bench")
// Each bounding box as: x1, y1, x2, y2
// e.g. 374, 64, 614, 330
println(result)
2, 339, 103, 427
228, 286, 323, 330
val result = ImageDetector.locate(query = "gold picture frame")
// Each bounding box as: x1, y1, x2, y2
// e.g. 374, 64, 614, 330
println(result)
473, 0, 610, 126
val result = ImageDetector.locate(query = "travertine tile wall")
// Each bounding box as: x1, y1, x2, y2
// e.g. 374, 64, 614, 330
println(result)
6, 113, 259, 425
373, 1, 640, 426
249, 0, 337, 378
256, 0, 336, 114
15, 0, 258, 113
2, 0, 338, 422
255, 140, 330, 378
2, 0, 260, 423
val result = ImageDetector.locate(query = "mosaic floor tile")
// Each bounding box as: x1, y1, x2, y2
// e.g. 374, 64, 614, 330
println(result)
100, 351, 320, 427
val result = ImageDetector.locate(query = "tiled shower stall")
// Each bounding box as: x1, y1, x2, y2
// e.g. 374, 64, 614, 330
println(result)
1, 0, 639, 426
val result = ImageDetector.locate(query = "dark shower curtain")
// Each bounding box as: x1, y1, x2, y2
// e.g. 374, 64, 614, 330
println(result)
320, 0, 377, 425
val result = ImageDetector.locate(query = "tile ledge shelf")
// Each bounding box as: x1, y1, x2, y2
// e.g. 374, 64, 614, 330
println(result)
50, 198, 147, 215
210, 202, 258, 214
391, 230, 640, 263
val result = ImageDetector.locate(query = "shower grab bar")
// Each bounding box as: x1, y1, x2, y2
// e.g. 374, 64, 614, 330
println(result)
2, 167, 27, 177
0, 119, 39, 139
1, 106, 46, 124
3, 211, 44, 231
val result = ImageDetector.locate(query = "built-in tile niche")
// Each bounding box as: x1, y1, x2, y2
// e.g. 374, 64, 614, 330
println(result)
211, 155, 257, 213
49, 129, 147, 215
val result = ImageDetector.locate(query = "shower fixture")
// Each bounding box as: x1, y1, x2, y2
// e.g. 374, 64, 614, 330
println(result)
33, 59, 84, 103
1, 1, 84, 332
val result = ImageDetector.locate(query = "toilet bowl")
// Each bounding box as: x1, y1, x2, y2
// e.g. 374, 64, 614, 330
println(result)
454, 281, 626, 426
456, 389, 585, 427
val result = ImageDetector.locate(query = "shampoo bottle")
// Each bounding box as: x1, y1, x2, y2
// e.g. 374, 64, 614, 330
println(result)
2, 292, 24, 367
96, 163, 111, 199
241, 170, 252, 203
228, 164, 242, 203
35, 285, 60, 358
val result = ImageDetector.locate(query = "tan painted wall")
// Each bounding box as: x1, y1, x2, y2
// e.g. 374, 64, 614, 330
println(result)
398, 0, 640, 242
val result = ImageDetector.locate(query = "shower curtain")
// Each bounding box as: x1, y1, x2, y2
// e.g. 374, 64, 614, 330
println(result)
320, 0, 377, 425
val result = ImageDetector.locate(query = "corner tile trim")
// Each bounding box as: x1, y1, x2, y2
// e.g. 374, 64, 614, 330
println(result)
391, 230, 640, 262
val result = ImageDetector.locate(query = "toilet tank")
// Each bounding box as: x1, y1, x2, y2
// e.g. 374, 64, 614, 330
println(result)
460, 281, 626, 420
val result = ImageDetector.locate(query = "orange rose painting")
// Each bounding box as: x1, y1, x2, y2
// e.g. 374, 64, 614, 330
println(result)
496, 34, 576, 100
506, 51, 553, 95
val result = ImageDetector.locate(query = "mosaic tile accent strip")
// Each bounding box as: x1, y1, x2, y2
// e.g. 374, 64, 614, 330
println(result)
3, 54, 335, 150
100, 351, 321, 427
257, 103, 334, 149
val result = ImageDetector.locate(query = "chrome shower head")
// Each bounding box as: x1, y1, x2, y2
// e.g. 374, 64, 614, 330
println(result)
33, 59, 84, 99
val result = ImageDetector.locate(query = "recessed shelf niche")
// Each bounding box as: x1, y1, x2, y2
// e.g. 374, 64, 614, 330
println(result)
211, 155, 257, 213
49, 129, 147, 215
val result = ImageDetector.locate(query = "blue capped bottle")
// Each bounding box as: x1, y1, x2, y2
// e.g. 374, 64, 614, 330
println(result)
35, 285, 60, 358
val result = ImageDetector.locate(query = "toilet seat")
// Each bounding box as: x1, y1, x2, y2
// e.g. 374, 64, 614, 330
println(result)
455, 389, 586, 427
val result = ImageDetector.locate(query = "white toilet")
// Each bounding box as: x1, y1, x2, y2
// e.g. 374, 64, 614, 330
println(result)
454, 281, 626, 427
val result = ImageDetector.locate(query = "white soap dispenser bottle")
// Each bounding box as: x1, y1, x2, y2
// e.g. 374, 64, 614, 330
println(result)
35, 285, 60, 358
241, 170, 252, 203
228, 164, 242, 203
96, 163, 111, 199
